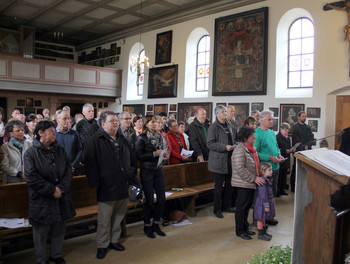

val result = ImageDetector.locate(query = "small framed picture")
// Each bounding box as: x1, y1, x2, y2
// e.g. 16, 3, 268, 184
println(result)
307, 107, 321, 118
17, 99, 25, 106
36, 108, 43, 114
98, 102, 103, 108
169, 104, 177, 112
251, 102, 264, 113
34, 100, 41, 107
26, 98, 34, 107
147, 105, 154, 111
272, 118, 279, 132
104, 102, 108, 108
308, 120, 318, 132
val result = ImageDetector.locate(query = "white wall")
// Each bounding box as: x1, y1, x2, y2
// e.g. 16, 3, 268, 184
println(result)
81, 0, 350, 148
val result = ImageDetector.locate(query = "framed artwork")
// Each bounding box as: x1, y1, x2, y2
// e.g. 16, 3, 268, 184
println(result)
146, 112, 153, 116
228, 103, 250, 128
269, 107, 279, 118
26, 98, 34, 107
154, 104, 168, 115
307, 107, 321, 118
17, 99, 25, 106
34, 100, 41, 107
25, 107, 35, 116
155, 30, 172, 65
251, 102, 264, 112
212, 7, 268, 96
178, 102, 213, 124
36, 108, 43, 114
169, 104, 177, 112
98, 102, 102, 108
280, 104, 305, 127
148, 65, 178, 98
104, 102, 108, 108
308, 120, 318, 132
216, 103, 227, 106
147, 105, 154, 112
123, 104, 145, 116
168, 112, 177, 119
272, 118, 279, 132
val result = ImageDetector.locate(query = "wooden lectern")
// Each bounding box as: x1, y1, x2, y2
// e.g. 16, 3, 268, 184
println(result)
293, 153, 350, 264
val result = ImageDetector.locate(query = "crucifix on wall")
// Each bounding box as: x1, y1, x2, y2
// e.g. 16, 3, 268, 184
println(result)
324, 1, 350, 75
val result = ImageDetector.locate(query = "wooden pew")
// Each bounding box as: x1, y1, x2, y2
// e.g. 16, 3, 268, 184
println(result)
0, 162, 214, 259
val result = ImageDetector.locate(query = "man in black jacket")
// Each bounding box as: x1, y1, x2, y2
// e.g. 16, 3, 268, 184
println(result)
290, 111, 314, 192
84, 111, 137, 260
188, 108, 210, 162
76, 103, 96, 147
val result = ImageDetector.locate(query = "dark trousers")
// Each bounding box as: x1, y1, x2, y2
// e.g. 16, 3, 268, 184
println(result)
278, 167, 288, 194
235, 187, 255, 236
141, 168, 166, 225
272, 169, 279, 197
213, 172, 233, 212
32, 221, 66, 263
291, 157, 296, 192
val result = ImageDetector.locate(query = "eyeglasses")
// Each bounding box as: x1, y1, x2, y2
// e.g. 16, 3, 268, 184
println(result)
106, 120, 118, 123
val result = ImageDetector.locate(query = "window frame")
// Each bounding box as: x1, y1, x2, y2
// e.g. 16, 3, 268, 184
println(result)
195, 35, 210, 92
287, 17, 314, 89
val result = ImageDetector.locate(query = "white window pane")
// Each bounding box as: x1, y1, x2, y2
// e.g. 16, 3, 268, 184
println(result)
301, 71, 313, 87
302, 19, 314, 38
302, 37, 314, 54
289, 55, 301, 71
198, 38, 207, 52
290, 39, 301, 55
290, 19, 301, 39
205, 52, 210, 64
204, 78, 209, 91
196, 78, 205, 91
198, 53, 206, 65
289, 71, 301, 87
302, 54, 314, 70
138, 84, 143, 95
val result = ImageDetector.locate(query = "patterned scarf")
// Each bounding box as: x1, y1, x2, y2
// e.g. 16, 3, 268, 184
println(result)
10, 137, 24, 150
146, 131, 164, 150
244, 142, 260, 177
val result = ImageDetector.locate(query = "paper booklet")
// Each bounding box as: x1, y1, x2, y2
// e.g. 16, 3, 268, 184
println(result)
180, 149, 194, 157
298, 148, 350, 177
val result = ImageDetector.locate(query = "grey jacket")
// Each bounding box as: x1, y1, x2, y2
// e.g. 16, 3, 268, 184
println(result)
207, 120, 232, 174
231, 143, 257, 189
1, 140, 32, 184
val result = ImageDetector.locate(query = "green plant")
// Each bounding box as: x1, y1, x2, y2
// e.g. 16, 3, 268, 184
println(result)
246, 245, 292, 264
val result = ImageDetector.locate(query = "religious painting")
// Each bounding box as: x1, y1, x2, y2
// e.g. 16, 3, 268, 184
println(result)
212, 7, 268, 96
147, 105, 153, 112
154, 104, 168, 115
155, 30, 172, 65
280, 104, 305, 127
251, 102, 264, 113
123, 104, 145, 116
269, 107, 279, 118
307, 107, 321, 118
178, 103, 212, 125
308, 120, 318, 132
148, 65, 178, 98
26, 98, 33, 107
169, 104, 177, 112
228, 103, 249, 128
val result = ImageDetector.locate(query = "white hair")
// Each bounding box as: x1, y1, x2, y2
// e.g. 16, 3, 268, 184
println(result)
82, 103, 93, 112
260, 110, 274, 121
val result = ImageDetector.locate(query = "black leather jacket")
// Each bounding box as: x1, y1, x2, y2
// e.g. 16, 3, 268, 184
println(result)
135, 133, 163, 170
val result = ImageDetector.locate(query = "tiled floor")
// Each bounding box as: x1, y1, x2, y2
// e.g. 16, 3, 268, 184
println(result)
3, 193, 294, 264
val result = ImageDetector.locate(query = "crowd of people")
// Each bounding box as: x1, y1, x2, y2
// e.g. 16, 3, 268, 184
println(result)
0, 104, 315, 263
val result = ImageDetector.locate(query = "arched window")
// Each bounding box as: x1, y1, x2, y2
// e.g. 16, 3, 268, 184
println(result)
137, 49, 146, 96
196, 35, 210, 92
288, 18, 314, 88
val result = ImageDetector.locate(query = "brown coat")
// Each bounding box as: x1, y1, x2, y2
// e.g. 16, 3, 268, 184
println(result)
231, 143, 257, 189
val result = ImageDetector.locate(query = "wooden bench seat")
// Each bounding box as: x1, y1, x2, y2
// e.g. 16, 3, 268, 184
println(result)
0, 162, 214, 260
